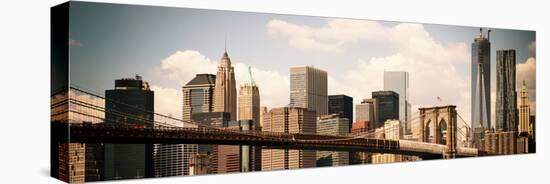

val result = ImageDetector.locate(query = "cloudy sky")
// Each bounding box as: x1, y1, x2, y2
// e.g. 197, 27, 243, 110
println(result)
68, 2, 535, 127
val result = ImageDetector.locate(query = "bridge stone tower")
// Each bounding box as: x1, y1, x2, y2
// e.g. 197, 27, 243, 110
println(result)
418, 105, 457, 158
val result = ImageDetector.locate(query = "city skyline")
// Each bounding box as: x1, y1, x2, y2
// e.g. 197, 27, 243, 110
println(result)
50, 2, 538, 183
67, 3, 536, 128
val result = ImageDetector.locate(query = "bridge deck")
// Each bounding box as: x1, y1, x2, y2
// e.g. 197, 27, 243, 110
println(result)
52, 123, 477, 159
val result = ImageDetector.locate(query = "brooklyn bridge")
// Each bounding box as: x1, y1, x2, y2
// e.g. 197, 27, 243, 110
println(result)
52, 86, 481, 160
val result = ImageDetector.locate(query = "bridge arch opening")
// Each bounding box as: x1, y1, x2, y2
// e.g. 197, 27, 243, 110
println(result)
425, 120, 434, 143
439, 119, 447, 145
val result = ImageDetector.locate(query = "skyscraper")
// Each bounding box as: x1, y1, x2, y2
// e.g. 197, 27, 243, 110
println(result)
496, 50, 518, 132
237, 66, 262, 171
472, 28, 491, 144
316, 114, 350, 167
372, 91, 399, 129
104, 75, 154, 179
518, 80, 530, 134
182, 74, 216, 122
214, 50, 237, 120
356, 98, 375, 123
289, 66, 328, 117
238, 66, 261, 128
383, 71, 411, 132
261, 107, 317, 170
328, 95, 353, 132
173, 74, 217, 176
191, 112, 230, 174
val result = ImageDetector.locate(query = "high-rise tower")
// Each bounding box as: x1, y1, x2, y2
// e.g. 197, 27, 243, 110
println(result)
214, 49, 237, 120
104, 75, 154, 179
472, 28, 491, 144
383, 71, 411, 133
518, 80, 530, 134
495, 50, 518, 132
238, 66, 261, 127
289, 66, 328, 117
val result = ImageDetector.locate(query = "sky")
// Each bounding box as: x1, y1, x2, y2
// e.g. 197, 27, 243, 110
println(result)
67, 2, 536, 127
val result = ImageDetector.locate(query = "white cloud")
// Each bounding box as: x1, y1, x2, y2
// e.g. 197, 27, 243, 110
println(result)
233, 63, 290, 109
280, 19, 474, 124
159, 50, 217, 85
517, 57, 536, 114
153, 50, 290, 117
517, 57, 536, 89
267, 18, 469, 64
150, 85, 182, 119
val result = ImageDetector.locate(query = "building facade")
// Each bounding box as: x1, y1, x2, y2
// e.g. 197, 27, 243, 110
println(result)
496, 50, 518, 132
191, 112, 231, 174
289, 66, 328, 117
384, 71, 411, 133
372, 120, 405, 164
518, 81, 530, 134
356, 98, 375, 124
238, 66, 261, 129
472, 28, 492, 144
261, 107, 317, 171
316, 114, 350, 167
372, 91, 399, 129
328, 95, 353, 132
214, 51, 237, 120
182, 74, 216, 122
155, 74, 217, 177
104, 75, 154, 179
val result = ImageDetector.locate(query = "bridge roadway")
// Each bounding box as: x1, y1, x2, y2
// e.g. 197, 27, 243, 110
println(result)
52, 123, 478, 159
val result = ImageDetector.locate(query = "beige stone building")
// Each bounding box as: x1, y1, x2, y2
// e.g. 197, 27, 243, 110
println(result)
214, 51, 237, 120
238, 66, 260, 129
261, 107, 317, 171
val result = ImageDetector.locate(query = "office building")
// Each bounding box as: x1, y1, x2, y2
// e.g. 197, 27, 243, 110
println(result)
238, 66, 261, 129
372, 91, 399, 129
104, 75, 154, 179
518, 80, 530, 134
182, 74, 216, 122
496, 50, 518, 132
214, 50, 237, 120
384, 71, 411, 132
189, 154, 211, 176
191, 112, 231, 174
356, 98, 375, 126
328, 95, 353, 132
372, 120, 404, 164
262, 107, 317, 170
289, 66, 328, 117
472, 28, 492, 144
316, 114, 350, 167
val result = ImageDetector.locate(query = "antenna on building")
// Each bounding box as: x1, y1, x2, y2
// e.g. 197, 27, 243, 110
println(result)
224, 34, 228, 53
247, 65, 256, 86
488, 29, 491, 41
479, 28, 483, 38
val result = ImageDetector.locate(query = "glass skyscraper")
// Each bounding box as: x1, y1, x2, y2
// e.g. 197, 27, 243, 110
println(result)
383, 71, 411, 133
471, 29, 491, 145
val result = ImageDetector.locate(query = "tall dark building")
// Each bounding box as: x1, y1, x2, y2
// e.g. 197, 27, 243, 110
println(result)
372, 91, 399, 129
183, 74, 216, 121
328, 95, 353, 132
104, 75, 154, 179
496, 50, 518, 132
472, 28, 491, 144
